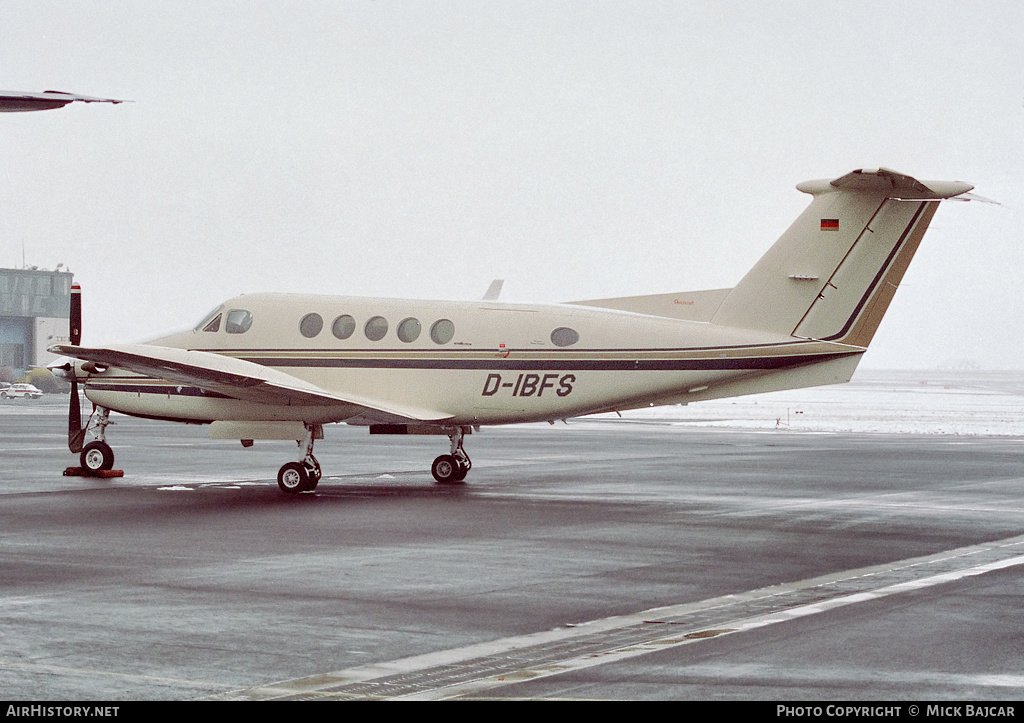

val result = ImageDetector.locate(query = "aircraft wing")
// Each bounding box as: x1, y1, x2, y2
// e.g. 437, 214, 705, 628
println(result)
48, 343, 452, 423
0, 90, 126, 112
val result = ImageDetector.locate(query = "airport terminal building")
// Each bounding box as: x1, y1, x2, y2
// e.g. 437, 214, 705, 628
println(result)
0, 267, 72, 376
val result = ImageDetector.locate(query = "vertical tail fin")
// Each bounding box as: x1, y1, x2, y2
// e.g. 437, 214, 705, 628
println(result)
710, 168, 972, 347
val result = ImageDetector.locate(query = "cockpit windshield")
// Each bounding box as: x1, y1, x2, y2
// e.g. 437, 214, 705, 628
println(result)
193, 305, 224, 332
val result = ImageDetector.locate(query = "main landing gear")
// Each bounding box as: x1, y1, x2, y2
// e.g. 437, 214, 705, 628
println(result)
431, 427, 471, 484
277, 423, 322, 493
272, 423, 473, 493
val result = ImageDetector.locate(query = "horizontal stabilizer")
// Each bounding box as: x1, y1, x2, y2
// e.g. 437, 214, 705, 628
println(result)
798, 167, 973, 199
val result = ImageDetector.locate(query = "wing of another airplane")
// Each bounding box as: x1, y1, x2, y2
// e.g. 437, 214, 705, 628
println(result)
48, 343, 452, 423
0, 90, 126, 112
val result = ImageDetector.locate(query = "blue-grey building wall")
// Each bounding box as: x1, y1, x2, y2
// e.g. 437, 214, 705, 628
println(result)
0, 268, 72, 375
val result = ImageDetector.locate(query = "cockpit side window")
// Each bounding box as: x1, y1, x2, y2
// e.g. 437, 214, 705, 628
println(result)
225, 309, 253, 334
194, 305, 224, 332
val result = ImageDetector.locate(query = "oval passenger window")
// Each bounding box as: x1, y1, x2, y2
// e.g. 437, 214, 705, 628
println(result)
332, 315, 356, 339
300, 313, 323, 338
365, 316, 389, 341
550, 327, 579, 347
397, 317, 421, 343
430, 319, 455, 344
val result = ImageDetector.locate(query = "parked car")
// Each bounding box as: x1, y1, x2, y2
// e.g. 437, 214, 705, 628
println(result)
1, 383, 43, 399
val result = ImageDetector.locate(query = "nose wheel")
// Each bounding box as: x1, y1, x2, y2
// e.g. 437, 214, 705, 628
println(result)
81, 440, 115, 472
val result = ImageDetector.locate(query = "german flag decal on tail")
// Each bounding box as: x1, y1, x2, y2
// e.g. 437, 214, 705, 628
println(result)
820, 218, 840, 231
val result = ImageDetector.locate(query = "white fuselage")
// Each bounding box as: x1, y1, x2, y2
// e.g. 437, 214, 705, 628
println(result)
80, 292, 862, 427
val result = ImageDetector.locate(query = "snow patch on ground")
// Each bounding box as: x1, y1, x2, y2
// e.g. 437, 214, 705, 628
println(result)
582, 370, 1024, 436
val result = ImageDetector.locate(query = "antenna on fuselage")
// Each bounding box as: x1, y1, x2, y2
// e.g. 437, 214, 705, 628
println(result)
483, 279, 504, 301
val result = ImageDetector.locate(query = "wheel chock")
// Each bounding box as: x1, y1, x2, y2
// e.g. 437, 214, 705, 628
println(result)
63, 467, 125, 478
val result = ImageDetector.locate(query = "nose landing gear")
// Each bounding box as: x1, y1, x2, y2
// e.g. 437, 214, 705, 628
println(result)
71, 407, 120, 477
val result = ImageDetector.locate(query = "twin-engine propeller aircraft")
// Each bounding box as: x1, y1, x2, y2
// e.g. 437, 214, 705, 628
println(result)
51, 168, 977, 492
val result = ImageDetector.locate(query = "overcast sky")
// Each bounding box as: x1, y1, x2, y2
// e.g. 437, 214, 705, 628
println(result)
0, 1, 1020, 368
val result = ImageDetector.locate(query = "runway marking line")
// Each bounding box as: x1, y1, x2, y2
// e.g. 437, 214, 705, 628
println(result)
213, 533, 1024, 701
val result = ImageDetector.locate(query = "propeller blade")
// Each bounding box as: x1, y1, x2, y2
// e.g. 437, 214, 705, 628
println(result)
68, 283, 84, 452
69, 283, 81, 346
68, 379, 85, 453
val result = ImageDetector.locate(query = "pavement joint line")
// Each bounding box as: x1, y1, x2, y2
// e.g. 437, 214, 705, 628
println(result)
212, 532, 1024, 701
0, 659, 238, 691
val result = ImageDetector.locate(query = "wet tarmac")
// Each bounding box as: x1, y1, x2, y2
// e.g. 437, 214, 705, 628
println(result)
1, 395, 1022, 700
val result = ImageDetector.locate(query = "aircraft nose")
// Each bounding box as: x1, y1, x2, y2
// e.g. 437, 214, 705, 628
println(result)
47, 356, 76, 382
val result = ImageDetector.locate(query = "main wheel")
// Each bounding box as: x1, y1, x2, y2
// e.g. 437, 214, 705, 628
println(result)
277, 461, 310, 493
432, 454, 464, 484
303, 457, 322, 490
80, 441, 115, 474
454, 459, 469, 481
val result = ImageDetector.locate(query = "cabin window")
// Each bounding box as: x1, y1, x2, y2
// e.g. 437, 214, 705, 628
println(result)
364, 316, 388, 341
225, 309, 252, 334
194, 305, 223, 332
430, 319, 455, 344
550, 327, 579, 347
300, 313, 323, 338
332, 314, 356, 340
397, 317, 421, 343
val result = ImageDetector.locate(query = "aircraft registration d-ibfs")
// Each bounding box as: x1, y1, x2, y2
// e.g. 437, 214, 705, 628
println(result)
51, 168, 980, 492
